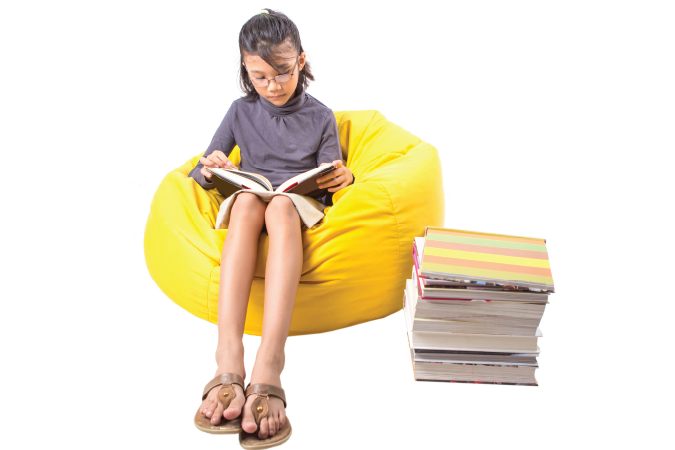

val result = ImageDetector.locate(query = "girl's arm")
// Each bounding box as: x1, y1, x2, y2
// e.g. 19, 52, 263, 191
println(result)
189, 101, 238, 190
315, 113, 354, 203
315, 112, 342, 170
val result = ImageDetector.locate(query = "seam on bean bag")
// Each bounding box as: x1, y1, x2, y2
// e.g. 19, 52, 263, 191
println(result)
337, 110, 377, 154
372, 180, 401, 319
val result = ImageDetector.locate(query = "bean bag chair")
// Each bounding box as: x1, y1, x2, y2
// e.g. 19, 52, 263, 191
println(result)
144, 110, 445, 336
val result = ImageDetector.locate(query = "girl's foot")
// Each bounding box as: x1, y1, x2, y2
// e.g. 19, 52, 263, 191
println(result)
241, 350, 287, 439
199, 342, 247, 425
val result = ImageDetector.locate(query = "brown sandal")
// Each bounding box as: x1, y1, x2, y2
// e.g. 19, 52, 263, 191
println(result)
194, 373, 246, 434
239, 383, 292, 449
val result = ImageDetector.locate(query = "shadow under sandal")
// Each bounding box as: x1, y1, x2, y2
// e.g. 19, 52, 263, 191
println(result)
239, 383, 292, 449
194, 373, 246, 434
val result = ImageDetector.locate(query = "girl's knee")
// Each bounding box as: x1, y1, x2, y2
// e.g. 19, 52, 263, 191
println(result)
231, 193, 266, 220
266, 196, 295, 214
265, 196, 300, 224
234, 192, 265, 209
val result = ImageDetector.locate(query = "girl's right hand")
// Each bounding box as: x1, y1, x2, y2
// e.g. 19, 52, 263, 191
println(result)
200, 150, 238, 179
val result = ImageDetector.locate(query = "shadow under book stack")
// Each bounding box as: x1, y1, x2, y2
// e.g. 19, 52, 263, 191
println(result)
404, 227, 555, 386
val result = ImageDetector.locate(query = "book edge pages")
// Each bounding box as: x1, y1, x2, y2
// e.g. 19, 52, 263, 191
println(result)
420, 269, 555, 292
418, 285, 549, 303
420, 290, 549, 303
409, 330, 539, 353
227, 169, 273, 190
414, 358, 539, 367
409, 343, 539, 353
411, 318, 539, 336
412, 363, 539, 386
411, 330, 541, 341
207, 168, 271, 191
411, 379, 538, 386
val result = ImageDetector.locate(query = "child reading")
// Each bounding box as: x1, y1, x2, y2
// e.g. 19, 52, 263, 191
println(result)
188, 9, 354, 449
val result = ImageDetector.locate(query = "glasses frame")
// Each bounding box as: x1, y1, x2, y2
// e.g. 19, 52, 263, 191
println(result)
246, 56, 299, 88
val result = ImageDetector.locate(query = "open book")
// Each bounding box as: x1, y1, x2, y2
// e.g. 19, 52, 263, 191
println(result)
206, 165, 337, 200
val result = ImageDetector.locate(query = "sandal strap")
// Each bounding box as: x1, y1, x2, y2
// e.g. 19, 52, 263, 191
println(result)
202, 373, 245, 400
245, 383, 287, 408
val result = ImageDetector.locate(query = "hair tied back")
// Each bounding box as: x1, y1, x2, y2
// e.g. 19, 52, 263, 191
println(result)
238, 8, 314, 101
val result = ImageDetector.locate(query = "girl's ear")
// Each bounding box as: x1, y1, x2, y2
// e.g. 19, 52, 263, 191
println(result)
299, 51, 307, 70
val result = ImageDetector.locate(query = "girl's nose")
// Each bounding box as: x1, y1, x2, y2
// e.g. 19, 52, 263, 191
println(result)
267, 79, 282, 92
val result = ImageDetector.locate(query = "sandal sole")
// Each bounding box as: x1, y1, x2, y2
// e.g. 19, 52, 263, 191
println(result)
194, 413, 243, 434
239, 420, 292, 449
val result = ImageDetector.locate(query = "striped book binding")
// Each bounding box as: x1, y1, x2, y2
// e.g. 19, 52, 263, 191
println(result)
420, 227, 555, 291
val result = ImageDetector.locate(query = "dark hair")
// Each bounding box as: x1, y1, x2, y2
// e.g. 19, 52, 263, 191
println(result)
237, 8, 314, 102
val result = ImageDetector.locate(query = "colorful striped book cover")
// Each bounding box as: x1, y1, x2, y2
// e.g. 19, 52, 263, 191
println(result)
421, 227, 555, 291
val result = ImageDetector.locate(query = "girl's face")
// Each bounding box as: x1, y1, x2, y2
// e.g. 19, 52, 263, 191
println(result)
242, 49, 306, 106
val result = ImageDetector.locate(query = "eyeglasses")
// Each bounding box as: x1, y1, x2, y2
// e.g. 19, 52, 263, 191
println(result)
247, 56, 299, 88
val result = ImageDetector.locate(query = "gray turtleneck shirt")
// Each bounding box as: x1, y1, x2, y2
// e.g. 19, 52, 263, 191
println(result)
188, 87, 344, 206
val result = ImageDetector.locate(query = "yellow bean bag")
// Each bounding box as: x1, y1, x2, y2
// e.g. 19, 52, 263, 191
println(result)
144, 110, 444, 336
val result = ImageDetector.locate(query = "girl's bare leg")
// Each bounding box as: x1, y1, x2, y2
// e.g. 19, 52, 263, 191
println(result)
241, 196, 302, 439
199, 193, 266, 425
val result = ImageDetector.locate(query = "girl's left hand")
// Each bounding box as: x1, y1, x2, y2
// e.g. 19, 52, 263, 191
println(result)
317, 160, 354, 192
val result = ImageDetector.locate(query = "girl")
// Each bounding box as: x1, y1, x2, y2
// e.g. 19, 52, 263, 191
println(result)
188, 9, 354, 449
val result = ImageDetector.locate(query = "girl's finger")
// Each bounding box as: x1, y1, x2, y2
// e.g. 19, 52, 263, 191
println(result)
323, 175, 344, 188
215, 156, 230, 168
328, 180, 347, 192
201, 157, 217, 167
322, 168, 344, 184
319, 176, 336, 188
201, 168, 213, 178
205, 156, 223, 168
212, 152, 232, 168
207, 155, 223, 168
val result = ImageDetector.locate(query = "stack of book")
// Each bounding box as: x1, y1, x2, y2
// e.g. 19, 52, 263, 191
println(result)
404, 227, 555, 386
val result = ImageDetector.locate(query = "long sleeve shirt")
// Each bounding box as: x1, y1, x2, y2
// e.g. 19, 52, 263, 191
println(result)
189, 86, 344, 206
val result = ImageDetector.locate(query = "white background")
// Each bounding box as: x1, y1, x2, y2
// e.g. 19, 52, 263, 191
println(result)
2, 1, 673, 449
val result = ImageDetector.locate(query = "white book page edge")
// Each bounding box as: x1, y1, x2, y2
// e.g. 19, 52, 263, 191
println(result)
208, 168, 270, 191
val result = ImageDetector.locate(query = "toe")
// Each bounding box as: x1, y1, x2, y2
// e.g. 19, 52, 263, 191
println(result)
223, 386, 245, 420
279, 408, 286, 428
203, 399, 215, 417
268, 415, 278, 436
259, 417, 269, 439
241, 396, 258, 434
199, 398, 209, 415
210, 401, 224, 425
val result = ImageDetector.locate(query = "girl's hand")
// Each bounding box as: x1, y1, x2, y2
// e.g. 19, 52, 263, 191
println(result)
317, 160, 354, 192
199, 150, 238, 179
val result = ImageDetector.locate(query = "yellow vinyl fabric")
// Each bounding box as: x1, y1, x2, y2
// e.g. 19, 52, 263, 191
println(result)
143, 110, 445, 335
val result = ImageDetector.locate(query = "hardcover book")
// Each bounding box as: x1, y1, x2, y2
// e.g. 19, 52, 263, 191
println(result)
420, 227, 555, 291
